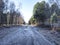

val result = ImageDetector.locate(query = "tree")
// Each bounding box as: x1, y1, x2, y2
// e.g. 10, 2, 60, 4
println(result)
50, 3, 59, 15
9, 2, 15, 24
50, 12, 57, 29
45, 3, 50, 18
0, 0, 5, 25
49, 0, 60, 7
33, 1, 47, 25
28, 16, 35, 25
4, 0, 8, 13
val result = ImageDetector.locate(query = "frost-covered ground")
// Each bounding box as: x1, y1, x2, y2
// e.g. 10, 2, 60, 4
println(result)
37, 27, 60, 45
0, 26, 59, 45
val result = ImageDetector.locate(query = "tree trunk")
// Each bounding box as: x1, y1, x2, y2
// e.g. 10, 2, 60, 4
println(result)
7, 14, 10, 26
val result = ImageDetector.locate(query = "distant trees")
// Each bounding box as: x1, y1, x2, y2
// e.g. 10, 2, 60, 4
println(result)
29, 1, 60, 26
28, 16, 35, 25
0, 0, 25, 26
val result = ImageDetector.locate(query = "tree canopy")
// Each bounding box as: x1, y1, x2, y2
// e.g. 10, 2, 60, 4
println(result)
33, 1, 47, 24
29, 1, 60, 25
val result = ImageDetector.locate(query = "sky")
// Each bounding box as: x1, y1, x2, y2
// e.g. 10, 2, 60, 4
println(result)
20, 0, 48, 23
7, 0, 48, 23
